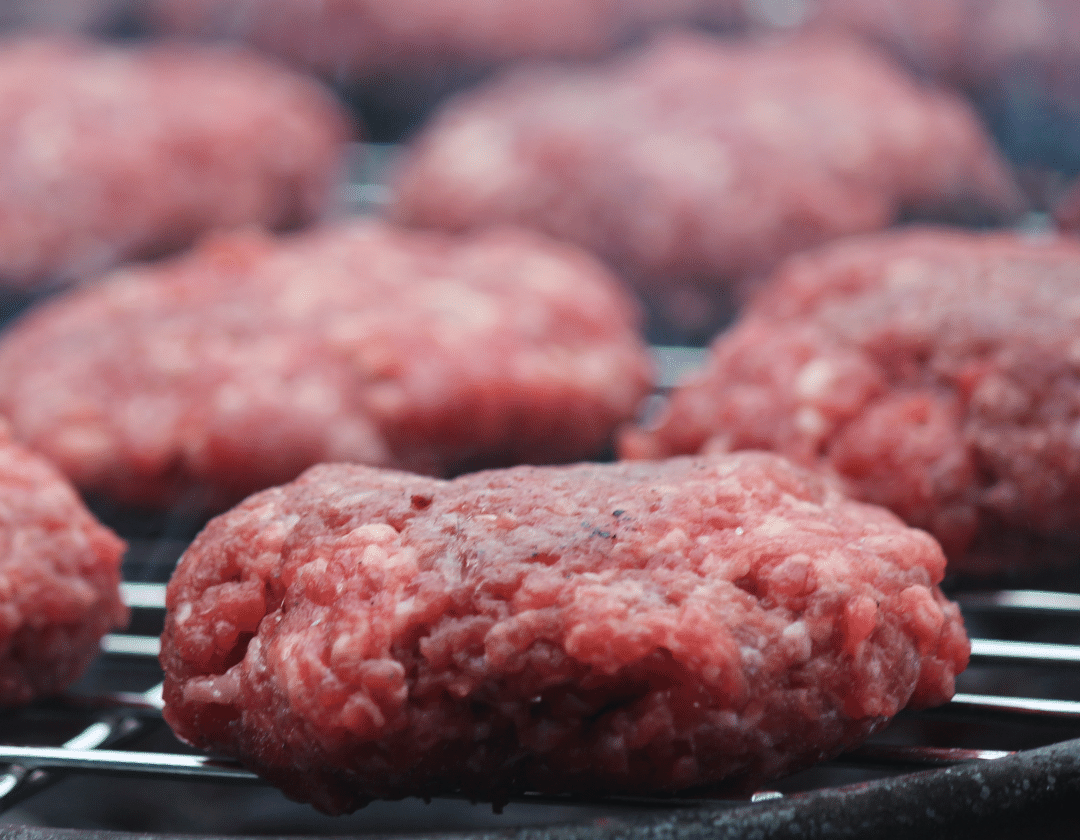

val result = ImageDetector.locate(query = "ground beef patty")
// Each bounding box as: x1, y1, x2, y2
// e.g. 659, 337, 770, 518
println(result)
390, 32, 1021, 338
622, 228, 1080, 575
0, 37, 352, 290
160, 454, 967, 812
0, 221, 652, 514
0, 421, 127, 704
143, 0, 731, 80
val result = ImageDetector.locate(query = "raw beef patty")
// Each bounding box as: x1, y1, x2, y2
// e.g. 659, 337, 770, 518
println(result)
391, 32, 1020, 335
0, 422, 126, 704
161, 453, 968, 812
759, 0, 1080, 97
623, 228, 1080, 575
0, 221, 653, 513
0, 37, 352, 289
143, 0, 730, 79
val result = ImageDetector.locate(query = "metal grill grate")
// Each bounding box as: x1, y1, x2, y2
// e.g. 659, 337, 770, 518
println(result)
2, 574, 1080, 838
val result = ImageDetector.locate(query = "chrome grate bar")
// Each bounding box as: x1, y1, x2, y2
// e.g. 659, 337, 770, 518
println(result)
838, 743, 1014, 769
0, 745, 259, 784
969, 638, 1080, 666
100, 634, 162, 657
955, 589, 1080, 614
0, 711, 148, 812
118, 582, 168, 610
4, 584, 1080, 815
948, 693, 1080, 718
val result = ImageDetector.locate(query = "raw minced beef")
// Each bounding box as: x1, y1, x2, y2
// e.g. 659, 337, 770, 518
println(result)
622, 228, 1080, 575
0, 421, 126, 704
0, 37, 352, 289
142, 0, 733, 79
390, 31, 1021, 335
0, 220, 653, 513
160, 453, 968, 812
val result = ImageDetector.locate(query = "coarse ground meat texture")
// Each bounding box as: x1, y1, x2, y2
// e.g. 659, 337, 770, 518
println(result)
160, 454, 968, 812
142, 0, 735, 80
0, 421, 127, 704
621, 227, 1080, 576
0, 220, 653, 514
389, 32, 1022, 339
0, 37, 353, 290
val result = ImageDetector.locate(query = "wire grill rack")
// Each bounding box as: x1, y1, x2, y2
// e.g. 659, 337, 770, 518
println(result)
2, 580, 1080, 839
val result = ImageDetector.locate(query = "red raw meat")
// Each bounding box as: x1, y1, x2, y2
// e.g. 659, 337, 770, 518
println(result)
622, 228, 1080, 575
0, 220, 653, 513
161, 453, 967, 812
143, 0, 735, 79
0, 421, 126, 704
391, 32, 1021, 334
0, 37, 353, 289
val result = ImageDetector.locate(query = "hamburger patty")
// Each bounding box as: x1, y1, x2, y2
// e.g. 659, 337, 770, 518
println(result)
391, 32, 1021, 336
161, 453, 968, 812
0, 37, 352, 289
0, 221, 653, 513
623, 228, 1080, 575
0, 422, 126, 704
